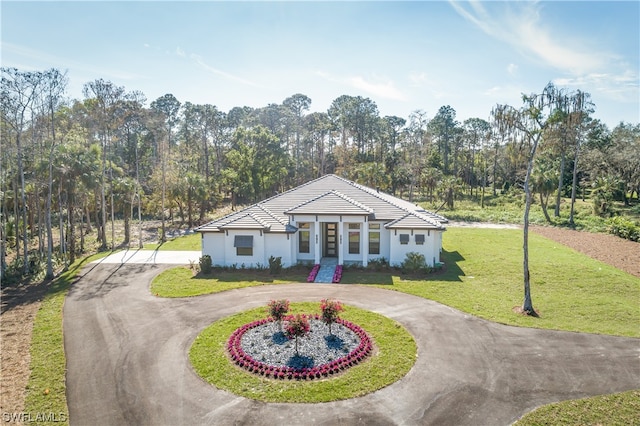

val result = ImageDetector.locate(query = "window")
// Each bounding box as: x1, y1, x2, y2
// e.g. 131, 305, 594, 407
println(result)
369, 223, 380, 254
237, 247, 253, 256
234, 235, 253, 256
415, 234, 425, 245
348, 223, 360, 254
399, 234, 409, 245
298, 222, 310, 253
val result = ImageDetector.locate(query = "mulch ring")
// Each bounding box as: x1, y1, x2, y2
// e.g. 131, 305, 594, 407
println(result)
531, 225, 640, 278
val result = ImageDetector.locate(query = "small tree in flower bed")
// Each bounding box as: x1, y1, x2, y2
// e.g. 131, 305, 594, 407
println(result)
267, 299, 289, 329
320, 299, 344, 335
284, 314, 311, 354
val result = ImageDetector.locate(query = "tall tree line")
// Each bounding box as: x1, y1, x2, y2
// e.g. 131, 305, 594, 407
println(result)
2, 68, 638, 282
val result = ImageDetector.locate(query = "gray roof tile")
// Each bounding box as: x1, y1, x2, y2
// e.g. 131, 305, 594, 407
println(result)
196, 174, 447, 233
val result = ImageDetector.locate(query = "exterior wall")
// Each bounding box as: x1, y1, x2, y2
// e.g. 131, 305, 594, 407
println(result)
264, 233, 294, 267
202, 233, 225, 265
388, 229, 442, 267
220, 229, 269, 268
201, 225, 444, 268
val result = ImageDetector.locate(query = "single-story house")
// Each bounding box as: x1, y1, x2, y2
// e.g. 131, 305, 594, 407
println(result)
196, 174, 447, 268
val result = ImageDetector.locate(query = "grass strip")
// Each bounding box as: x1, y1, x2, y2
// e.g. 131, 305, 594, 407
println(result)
151, 266, 308, 297
515, 389, 640, 425
190, 302, 417, 403
143, 233, 201, 251
23, 253, 106, 426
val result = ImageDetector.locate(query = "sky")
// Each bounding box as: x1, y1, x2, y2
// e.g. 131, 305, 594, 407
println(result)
2, 1, 638, 128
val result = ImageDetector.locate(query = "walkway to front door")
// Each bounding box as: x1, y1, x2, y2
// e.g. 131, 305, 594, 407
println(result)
314, 257, 338, 283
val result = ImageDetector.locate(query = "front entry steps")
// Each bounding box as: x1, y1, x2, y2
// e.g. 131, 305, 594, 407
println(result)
312, 258, 339, 283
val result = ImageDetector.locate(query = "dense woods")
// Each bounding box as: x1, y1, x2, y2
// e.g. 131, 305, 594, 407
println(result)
1, 67, 639, 282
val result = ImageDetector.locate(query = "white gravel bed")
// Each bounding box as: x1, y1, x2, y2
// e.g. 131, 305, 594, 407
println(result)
240, 319, 360, 369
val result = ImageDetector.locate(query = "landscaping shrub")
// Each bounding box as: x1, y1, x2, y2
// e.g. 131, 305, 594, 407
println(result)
199, 255, 212, 274
401, 252, 429, 274
367, 257, 389, 271
268, 255, 283, 275
606, 216, 640, 242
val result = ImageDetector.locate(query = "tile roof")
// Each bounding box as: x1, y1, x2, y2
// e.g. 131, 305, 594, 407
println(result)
196, 174, 447, 233
285, 190, 374, 216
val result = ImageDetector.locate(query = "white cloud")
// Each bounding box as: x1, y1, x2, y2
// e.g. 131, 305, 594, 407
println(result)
507, 63, 518, 75
449, 1, 616, 75
175, 46, 186, 57
449, 1, 638, 108
348, 76, 408, 101
316, 71, 408, 101
553, 71, 639, 102
409, 72, 429, 86
189, 53, 260, 88
1, 41, 141, 81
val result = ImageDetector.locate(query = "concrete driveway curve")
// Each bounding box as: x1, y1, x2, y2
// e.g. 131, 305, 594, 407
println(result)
64, 264, 640, 425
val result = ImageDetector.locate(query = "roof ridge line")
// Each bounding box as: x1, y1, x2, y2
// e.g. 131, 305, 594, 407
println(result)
329, 190, 374, 213
256, 204, 287, 227
347, 179, 444, 227
246, 211, 271, 228
256, 174, 337, 205
284, 190, 334, 213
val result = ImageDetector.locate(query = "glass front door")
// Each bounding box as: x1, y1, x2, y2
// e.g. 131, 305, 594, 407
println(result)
323, 223, 338, 257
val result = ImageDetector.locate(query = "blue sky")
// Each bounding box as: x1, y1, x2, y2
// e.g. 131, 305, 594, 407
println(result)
2, 1, 638, 128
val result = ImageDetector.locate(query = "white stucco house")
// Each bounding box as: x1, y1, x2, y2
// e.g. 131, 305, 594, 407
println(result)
196, 174, 447, 268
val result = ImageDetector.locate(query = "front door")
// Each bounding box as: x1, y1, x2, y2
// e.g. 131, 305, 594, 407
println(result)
323, 223, 338, 257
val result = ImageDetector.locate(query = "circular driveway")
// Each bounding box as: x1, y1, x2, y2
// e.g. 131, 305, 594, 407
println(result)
64, 264, 640, 425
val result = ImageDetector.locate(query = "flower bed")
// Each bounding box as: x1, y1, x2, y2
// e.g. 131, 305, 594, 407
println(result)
307, 264, 320, 282
227, 315, 373, 380
332, 265, 343, 283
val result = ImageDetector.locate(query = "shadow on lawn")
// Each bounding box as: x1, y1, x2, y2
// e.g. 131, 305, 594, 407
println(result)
340, 249, 466, 285
437, 249, 466, 282
191, 268, 308, 283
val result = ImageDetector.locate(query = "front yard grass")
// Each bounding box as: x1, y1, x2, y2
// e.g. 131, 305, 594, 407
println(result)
151, 267, 308, 297
143, 232, 201, 251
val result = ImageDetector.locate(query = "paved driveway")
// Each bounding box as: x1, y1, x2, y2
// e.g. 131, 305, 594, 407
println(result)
64, 264, 640, 425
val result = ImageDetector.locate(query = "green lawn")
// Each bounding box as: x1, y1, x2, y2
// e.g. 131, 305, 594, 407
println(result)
151, 266, 308, 297
516, 389, 640, 425
143, 233, 201, 251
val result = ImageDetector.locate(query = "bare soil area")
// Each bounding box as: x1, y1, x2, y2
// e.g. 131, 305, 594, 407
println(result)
531, 225, 640, 278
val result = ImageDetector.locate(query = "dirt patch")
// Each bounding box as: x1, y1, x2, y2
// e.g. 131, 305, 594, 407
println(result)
531, 225, 640, 278
0, 300, 40, 425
